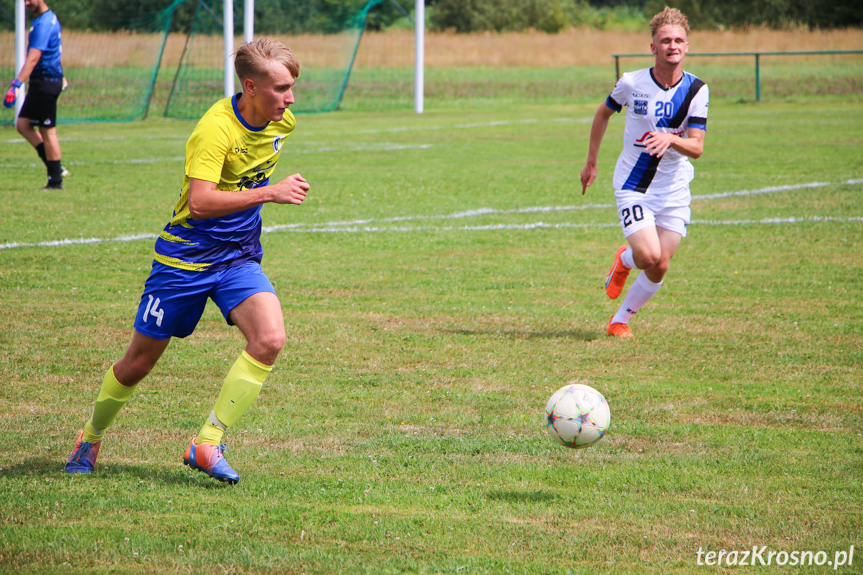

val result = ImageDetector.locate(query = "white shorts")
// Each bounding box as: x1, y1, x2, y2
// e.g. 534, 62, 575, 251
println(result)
614, 187, 691, 238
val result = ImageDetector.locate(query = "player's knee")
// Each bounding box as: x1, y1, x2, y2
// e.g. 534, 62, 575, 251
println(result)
266, 333, 286, 356
253, 330, 285, 362
633, 250, 661, 270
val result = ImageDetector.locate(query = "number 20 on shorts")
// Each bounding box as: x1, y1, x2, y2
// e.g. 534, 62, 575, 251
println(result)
621, 205, 644, 228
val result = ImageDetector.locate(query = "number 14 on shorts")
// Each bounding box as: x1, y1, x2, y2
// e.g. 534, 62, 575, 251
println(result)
143, 295, 165, 327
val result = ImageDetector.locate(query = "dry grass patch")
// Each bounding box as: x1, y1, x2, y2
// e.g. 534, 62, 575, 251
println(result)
4, 28, 858, 70
360, 27, 863, 67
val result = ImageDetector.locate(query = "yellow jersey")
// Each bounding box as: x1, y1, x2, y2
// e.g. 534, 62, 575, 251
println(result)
154, 94, 296, 271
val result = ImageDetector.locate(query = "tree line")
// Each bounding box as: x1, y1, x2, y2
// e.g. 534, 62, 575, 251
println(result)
430, 0, 862, 33
0, 0, 392, 34
1, 0, 859, 33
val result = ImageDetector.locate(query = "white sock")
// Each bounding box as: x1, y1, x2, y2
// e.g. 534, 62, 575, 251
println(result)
612, 273, 662, 324
620, 246, 635, 270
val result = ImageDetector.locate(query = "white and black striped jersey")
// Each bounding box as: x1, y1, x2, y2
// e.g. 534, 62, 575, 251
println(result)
606, 68, 709, 193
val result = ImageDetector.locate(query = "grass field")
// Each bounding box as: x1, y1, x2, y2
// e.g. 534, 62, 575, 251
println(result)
2, 27, 861, 121
1, 95, 862, 574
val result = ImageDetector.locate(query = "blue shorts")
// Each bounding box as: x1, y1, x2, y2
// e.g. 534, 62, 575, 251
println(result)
133, 260, 277, 340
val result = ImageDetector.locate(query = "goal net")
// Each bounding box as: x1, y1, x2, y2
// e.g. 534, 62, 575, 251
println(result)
0, 0, 414, 126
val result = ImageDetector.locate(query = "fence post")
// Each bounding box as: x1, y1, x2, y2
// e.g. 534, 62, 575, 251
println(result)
755, 53, 761, 101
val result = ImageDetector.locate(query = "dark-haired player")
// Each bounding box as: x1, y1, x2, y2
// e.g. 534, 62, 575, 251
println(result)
5, 0, 68, 189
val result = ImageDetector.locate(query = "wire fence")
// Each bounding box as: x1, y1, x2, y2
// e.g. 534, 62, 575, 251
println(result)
612, 50, 863, 101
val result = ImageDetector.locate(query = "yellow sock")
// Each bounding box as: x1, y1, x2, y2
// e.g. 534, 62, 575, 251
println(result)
82, 365, 136, 443
195, 351, 273, 446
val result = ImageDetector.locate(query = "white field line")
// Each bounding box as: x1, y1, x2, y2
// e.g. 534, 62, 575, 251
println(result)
2, 116, 589, 169
1, 180, 860, 251
265, 215, 863, 235
0, 142, 431, 170
3, 117, 588, 147
262, 180, 862, 233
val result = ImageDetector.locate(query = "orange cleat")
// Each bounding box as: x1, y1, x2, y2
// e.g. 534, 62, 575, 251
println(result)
607, 315, 634, 338
605, 245, 631, 300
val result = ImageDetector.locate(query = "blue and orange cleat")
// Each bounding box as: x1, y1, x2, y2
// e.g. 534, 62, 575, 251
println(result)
65, 430, 102, 474
183, 439, 240, 484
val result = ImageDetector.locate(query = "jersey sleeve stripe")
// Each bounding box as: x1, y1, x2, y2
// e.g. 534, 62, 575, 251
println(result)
689, 116, 707, 129
605, 96, 623, 113
664, 77, 706, 129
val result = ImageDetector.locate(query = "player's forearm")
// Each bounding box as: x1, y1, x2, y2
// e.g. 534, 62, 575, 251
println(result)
15, 50, 42, 83
584, 132, 604, 168
585, 105, 613, 164
188, 174, 307, 220
188, 187, 272, 220
669, 134, 703, 159
585, 133, 603, 166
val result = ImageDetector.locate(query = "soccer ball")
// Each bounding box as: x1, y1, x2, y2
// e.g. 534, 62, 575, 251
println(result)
546, 384, 610, 449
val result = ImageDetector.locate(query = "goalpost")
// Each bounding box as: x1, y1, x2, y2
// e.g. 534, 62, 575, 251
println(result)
414, 0, 423, 113
13, 0, 24, 116
225, 0, 423, 113
221, 0, 254, 96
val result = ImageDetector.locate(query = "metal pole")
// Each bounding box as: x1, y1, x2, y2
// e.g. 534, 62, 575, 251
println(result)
755, 53, 761, 102
414, 0, 424, 114
15, 0, 26, 116
224, 0, 235, 97
244, 0, 254, 43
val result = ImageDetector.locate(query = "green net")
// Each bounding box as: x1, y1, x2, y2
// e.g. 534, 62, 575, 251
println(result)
166, 0, 387, 118
0, 0, 182, 125
0, 0, 414, 126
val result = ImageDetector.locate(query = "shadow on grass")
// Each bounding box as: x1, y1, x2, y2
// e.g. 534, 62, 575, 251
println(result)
0, 456, 234, 488
486, 490, 557, 503
444, 328, 600, 341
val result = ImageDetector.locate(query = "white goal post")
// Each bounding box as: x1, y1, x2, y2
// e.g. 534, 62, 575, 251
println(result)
414, 0, 423, 113
223, 0, 424, 113
14, 0, 25, 116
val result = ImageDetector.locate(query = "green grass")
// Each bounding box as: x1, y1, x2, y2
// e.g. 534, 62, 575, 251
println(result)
3, 57, 861, 125
1, 98, 861, 574
344, 60, 863, 111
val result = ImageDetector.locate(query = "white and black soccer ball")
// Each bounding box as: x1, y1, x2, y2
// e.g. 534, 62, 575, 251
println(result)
546, 384, 610, 449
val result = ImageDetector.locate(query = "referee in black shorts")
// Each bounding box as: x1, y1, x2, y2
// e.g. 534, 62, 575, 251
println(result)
5, 0, 68, 190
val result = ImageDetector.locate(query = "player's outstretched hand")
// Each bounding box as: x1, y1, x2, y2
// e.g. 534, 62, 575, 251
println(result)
272, 173, 309, 205
580, 163, 597, 195
4, 79, 22, 108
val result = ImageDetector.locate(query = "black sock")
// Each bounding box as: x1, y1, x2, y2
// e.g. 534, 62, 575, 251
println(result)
46, 160, 63, 185
35, 143, 48, 166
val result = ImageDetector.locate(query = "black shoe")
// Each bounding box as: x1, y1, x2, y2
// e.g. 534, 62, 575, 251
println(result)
41, 181, 64, 190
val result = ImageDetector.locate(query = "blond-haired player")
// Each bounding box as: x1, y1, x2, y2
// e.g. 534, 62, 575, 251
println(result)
580, 7, 708, 338
65, 38, 310, 483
